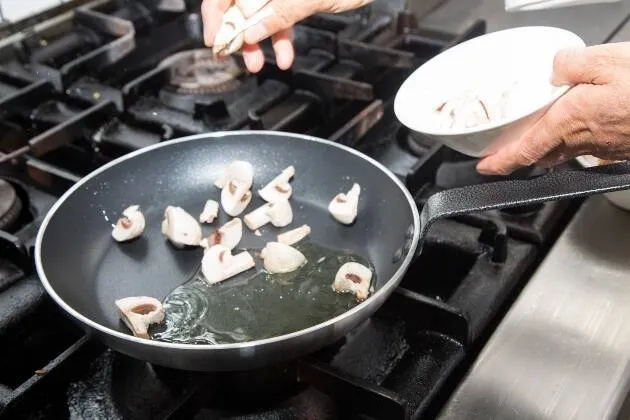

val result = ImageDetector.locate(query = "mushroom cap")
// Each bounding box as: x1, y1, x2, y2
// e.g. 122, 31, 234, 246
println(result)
215, 160, 254, 190
115, 296, 165, 339
221, 180, 252, 217
333, 261, 373, 301
212, 6, 246, 57
209, 217, 243, 250
112, 205, 146, 242
161, 206, 203, 247
261, 242, 307, 274
328, 183, 361, 225
267, 199, 293, 227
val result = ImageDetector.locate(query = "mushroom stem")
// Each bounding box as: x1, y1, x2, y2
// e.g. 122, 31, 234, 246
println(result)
328, 183, 361, 225
115, 296, 165, 339
277, 224, 311, 245
258, 166, 295, 203
244, 199, 293, 231
199, 200, 219, 223
201, 245, 256, 284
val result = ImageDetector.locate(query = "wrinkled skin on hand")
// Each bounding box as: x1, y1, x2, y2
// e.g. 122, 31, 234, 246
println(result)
477, 42, 630, 175
201, 0, 372, 73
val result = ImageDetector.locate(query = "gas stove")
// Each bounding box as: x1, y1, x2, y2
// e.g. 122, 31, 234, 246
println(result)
0, 1, 581, 419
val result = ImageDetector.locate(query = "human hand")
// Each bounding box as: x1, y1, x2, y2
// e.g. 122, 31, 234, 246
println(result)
476, 42, 630, 175
201, 0, 372, 73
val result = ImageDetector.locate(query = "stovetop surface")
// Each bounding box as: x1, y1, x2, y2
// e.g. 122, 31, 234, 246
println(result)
0, 1, 581, 419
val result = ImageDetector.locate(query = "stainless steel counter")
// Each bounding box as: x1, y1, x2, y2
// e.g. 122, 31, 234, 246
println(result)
438, 196, 630, 420
417, 0, 630, 44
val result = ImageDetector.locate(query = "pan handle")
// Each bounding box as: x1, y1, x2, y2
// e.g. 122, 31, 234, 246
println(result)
419, 161, 630, 240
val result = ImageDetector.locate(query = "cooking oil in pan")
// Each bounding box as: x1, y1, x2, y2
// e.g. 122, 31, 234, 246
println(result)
151, 242, 375, 344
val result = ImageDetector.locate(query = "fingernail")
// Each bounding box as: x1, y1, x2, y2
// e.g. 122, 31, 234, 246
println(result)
244, 22, 268, 44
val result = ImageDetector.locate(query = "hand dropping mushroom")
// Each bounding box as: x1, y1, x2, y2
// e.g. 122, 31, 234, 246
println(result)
212, 1, 273, 57
201, 244, 256, 284
115, 296, 165, 339
333, 262, 373, 301
328, 183, 361, 225
112, 205, 145, 242
161, 206, 203, 247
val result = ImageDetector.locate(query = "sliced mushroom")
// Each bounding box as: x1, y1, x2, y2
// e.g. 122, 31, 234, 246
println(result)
328, 183, 361, 225
115, 296, 165, 339
199, 200, 219, 224
214, 160, 253, 190
112, 205, 146, 242
202, 217, 243, 250
212, 5, 246, 57
332, 262, 373, 301
258, 166, 295, 203
243, 199, 293, 230
260, 242, 307, 274
161, 206, 203, 247
277, 224, 311, 245
221, 181, 252, 216
201, 244, 256, 284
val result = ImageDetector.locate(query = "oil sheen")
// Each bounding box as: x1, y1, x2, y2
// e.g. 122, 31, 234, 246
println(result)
152, 242, 375, 344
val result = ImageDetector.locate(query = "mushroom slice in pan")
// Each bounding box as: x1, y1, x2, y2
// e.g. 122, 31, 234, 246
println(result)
199, 200, 219, 224
112, 205, 146, 242
277, 224, 311, 246
201, 244, 256, 284
260, 242, 307, 274
243, 199, 293, 230
201, 218, 243, 250
258, 166, 295, 203
214, 160, 253, 190
333, 262, 373, 301
115, 296, 165, 339
328, 183, 361, 225
221, 180, 253, 217
161, 206, 203, 247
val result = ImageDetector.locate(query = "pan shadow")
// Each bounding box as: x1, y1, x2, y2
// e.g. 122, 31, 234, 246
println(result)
117, 236, 149, 261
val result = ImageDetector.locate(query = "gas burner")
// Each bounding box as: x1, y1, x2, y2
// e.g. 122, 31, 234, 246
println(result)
0, 179, 22, 232
160, 49, 243, 95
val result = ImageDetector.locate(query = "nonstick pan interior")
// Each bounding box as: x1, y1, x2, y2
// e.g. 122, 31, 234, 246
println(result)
36, 132, 418, 355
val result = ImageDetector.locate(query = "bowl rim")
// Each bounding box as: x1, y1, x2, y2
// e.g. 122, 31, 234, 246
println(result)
394, 26, 586, 137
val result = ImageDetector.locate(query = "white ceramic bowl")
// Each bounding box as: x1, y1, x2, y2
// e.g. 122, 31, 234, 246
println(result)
575, 155, 630, 211
394, 26, 586, 158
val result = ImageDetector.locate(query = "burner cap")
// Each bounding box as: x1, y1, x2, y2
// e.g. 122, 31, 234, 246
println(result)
160, 49, 243, 95
0, 179, 22, 232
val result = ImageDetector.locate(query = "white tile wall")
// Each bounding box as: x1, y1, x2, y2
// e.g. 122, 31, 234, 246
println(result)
0, 0, 73, 23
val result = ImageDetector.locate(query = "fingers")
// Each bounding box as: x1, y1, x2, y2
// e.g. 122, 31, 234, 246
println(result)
271, 28, 294, 70
476, 92, 590, 175
241, 43, 266, 73
552, 44, 618, 86
243, 0, 320, 45
201, 0, 232, 46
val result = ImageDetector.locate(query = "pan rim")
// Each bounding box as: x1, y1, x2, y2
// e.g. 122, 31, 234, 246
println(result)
34, 130, 421, 351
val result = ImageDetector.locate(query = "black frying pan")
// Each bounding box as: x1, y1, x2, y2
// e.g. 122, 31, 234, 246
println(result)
34, 131, 630, 371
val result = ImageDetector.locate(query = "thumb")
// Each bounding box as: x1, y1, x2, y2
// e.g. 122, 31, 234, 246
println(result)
552, 45, 611, 86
